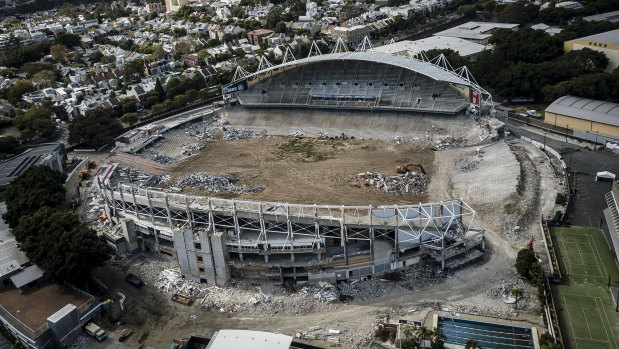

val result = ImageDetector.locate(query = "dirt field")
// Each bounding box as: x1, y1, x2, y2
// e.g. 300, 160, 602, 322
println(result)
168, 136, 434, 206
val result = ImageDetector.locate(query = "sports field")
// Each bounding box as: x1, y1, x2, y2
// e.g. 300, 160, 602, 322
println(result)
550, 226, 619, 349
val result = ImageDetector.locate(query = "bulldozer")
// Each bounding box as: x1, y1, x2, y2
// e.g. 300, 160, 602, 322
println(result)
395, 163, 426, 175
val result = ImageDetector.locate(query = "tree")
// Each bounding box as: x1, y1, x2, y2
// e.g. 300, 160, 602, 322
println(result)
6, 80, 35, 105
561, 48, 609, 75
230, 6, 245, 18
123, 58, 145, 82
121, 112, 139, 126
13, 105, 55, 140
154, 78, 166, 101
511, 288, 523, 309
266, 6, 284, 29
2, 165, 66, 229
50, 44, 69, 62
515, 248, 537, 278
173, 5, 194, 20
12, 207, 112, 285
465, 337, 482, 349
54, 33, 81, 48
428, 328, 446, 349
121, 99, 138, 114
68, 107, 123, 148
173, 27, 188, 38
0, 136, 18, 158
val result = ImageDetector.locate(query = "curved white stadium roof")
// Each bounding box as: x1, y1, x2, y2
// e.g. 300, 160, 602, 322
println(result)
245, 51, 473, 86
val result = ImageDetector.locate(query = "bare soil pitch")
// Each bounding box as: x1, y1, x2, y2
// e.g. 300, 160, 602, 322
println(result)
168, 136, 435, 206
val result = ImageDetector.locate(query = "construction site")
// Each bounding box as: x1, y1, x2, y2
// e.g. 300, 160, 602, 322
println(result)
62, 52, 567, 348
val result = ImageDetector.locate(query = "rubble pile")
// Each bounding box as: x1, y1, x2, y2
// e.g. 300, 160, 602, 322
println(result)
291, 130, 306, 137
182, 143, 206, 152
436, 136, 468, 150
484, 273, 535, 310
224, 128, 260, 140
174, 173, 264, 194
355, 171, 427, 195
453, 149, 485, 173
152, 154, 172, 165
302, 282, 338, 302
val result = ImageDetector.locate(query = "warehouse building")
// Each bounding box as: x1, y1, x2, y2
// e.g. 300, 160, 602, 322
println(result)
434, 21, 518, 44
564, 29, 619, 72
544, 96, 619, 139
373, 36, 491, 60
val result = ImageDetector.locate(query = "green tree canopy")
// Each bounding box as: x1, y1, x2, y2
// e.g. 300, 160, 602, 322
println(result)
121, 112, 139, 126
12, 207, 112, 285
54, 32, 82, 47
6, 80, 35, 105
0, 136, 18, 158
2, 165, 66, 228
123, 58, 145, 83
266, 6, 284, 30
13, 105, 56, 140
515, 248, 537, 279
68, 107, 123, 148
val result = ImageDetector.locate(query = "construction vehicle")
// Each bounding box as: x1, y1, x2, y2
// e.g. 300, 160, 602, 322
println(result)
84, 322, 107, 341
526, 235, 534, 250
119, 329, 133, 342
396, 163, 426, 175
171, 293, 193, 306
78, 170, 89, 181
125, 273, 144, 288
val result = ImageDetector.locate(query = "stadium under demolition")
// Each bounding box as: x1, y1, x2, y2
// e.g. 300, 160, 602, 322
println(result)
97, 40, 496, 287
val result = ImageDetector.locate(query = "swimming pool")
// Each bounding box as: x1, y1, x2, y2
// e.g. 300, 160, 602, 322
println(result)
437, 316, 535, 349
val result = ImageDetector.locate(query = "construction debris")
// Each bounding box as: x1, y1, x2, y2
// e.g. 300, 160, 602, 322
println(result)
174, 173, 264, 194
436, 136, 468, 150
291, 130, 306, 137
224, 128, 262, 140
355, 171, 427, 195
152, 154, 172, 165
302, 282, 338, 302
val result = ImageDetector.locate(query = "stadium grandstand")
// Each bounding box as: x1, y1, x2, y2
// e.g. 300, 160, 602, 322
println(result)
224, 38, 492, 115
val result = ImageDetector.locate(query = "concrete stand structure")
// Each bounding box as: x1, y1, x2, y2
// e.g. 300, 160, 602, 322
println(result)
97, 163, 485, 286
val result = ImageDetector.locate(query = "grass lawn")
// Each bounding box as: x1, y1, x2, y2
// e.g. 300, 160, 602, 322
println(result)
550, 226, 619, 349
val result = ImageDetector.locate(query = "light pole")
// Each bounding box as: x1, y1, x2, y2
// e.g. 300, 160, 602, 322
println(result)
190, 314, 197, 335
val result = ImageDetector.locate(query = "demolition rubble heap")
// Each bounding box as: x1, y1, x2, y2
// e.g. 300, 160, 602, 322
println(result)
174, 173, 264, 194
355, 171, 427, 195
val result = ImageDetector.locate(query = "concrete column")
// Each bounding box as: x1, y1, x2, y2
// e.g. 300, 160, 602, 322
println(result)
394, 206, 399, 261
185, 196, 194, 230
165, 195, 173, 229
341, 206, 348, 266
120, 219, 139, 252
131, 192, 140, 220
119, 186, 127, 213
369, 205, 374, 262
210, 232, 229, 286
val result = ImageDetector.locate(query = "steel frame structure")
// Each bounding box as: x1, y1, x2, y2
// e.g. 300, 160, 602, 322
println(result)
98, 180, 483, 260
225, 37, 494, 114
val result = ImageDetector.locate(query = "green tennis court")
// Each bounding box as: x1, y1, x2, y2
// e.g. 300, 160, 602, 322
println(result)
550, 226, 619, 349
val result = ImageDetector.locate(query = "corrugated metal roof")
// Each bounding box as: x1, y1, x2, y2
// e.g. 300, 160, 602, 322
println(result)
570, 29, 619, 45
207, 330, 293, 349
246, 51, 472, 86
546, 96, 619, 127
10, 265, 44, 288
